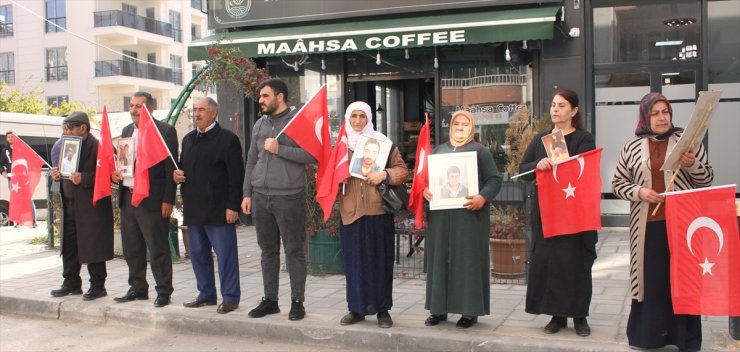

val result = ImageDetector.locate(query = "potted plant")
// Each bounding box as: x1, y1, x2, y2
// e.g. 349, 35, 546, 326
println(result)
305, 164, 343, 275
197, 43, 270, 100
489, 105, 551, 278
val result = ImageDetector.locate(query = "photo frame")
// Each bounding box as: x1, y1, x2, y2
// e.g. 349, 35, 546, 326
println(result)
117, 137, 135, 177
428, 151, 479, 210
349, 134, 392, 179
541, 130, 569, 163
59, 136, 82, 178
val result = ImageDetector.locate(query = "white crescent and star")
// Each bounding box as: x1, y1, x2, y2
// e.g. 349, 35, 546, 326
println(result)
553, 156, 585, 199
685, 216, 725, 276
314, 116, 324, 144
415, 148, 427, 176
10, 159, 28, 193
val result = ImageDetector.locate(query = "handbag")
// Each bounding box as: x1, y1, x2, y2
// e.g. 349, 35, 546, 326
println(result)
377, 183, 412, 217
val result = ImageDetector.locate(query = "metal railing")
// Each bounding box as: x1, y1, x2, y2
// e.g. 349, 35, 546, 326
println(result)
95, 60, 181, 84
46, 66, 68, 81
93, 10, 181, 42
441, 74, 527, 89
0, 70, 14, 84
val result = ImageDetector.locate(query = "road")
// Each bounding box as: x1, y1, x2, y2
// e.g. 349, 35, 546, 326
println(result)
0, 314, 339, 352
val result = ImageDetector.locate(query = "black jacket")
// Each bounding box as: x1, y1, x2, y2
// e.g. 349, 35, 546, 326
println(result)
179, 123, 244, 225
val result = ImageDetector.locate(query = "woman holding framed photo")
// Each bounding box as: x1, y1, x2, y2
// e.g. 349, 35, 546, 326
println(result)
338, 101, 408, 328
423, 110, 502, 329
519, 89, 597, 337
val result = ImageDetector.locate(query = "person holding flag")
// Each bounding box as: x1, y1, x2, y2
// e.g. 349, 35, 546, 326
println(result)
423, 110, 501, 329
335, 101, 408, 328
612, 92, 713, 351
241, 79, 317, 321
519, 89, 598, 337
49, 112, 114, 301
111, 92, 178, 308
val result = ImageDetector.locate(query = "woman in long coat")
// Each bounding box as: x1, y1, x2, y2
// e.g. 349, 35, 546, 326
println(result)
519, 89, 597, 336
423, 110, 502, 329
338, 101, 408, 328
612, 93, 713, 351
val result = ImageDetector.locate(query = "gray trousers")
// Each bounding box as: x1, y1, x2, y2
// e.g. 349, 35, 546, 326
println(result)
252, 191, 307, 301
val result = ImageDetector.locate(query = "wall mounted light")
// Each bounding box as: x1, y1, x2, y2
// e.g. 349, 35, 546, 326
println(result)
321, 55, 326, 70
376, 51, 381, 65
376, 104, 384, 113
505, 42, 511, 62
405, 48, 410, 60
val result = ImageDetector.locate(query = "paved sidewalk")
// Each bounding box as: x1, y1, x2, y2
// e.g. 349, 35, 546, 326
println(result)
0, 224, 736, 351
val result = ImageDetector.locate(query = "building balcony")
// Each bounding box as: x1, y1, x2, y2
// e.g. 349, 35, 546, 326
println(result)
93, 10, 181, 43
95, 60, 182, 85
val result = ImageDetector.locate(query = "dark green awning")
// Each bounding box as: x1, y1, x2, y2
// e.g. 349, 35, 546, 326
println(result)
188, 6, 559, 61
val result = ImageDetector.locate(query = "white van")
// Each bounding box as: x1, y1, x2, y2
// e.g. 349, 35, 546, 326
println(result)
0, 112, 65, 226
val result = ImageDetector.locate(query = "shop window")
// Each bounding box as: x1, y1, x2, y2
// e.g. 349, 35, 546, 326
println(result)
593, 1, 701, 64
707, 0, 740, 84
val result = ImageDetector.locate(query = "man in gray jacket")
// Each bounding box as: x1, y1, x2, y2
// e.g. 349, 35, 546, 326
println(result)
241, 79, 316, 321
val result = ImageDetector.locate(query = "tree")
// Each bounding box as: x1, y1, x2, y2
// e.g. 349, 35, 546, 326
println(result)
0, 80, 47, 114
49, 100, 97, 118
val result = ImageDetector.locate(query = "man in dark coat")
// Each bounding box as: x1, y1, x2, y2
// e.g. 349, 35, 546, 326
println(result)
173, 97, 244, 314
111, 91, 178, 308
50, 112, 114, 301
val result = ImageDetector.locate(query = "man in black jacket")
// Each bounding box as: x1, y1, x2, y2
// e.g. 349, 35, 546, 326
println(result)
112, 91, 178, 308
174, 97, 244, 314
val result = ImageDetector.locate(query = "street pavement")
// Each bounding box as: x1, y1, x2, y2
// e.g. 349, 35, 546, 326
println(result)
0, 224, 736, 352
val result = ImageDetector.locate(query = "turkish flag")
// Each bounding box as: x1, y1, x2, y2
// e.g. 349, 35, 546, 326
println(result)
408, 114, 431, 229
315, 122, 350, 221
8, 136, 47, 226
92, 106, 115, 205
131, 107, 170, 207
536, 147, 602, 238
281, 85, 331, 183
665, 184, 740, 316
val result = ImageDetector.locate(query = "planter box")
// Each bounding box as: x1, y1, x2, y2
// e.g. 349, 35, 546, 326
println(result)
489, 238, 526, 279
308, 229, 344, 274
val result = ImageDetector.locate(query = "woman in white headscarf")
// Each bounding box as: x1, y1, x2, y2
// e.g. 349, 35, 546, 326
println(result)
338, 101, 408, 328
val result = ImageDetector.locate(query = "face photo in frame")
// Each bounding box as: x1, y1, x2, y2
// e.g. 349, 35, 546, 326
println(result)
349, 135, 392, 180
59, 136, 82, 178
428, 151, 479, 210
117, 138, 134, 177
541, 130, 569, 163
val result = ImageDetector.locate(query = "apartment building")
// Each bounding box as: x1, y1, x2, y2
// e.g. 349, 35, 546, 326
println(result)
0, 0, 209, 113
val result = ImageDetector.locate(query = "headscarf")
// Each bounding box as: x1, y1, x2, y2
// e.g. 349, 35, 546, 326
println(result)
449, 110, 476, 147
635, 92, 682, 139
344, 101, 390, 151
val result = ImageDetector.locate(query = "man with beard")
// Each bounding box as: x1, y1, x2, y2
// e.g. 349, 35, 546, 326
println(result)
112, 91, 178, 308
241, 79, 316, 321
49, 112, 114, 300
174, 97, 244, 314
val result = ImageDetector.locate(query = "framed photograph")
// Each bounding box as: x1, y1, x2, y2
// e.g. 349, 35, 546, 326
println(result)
59, 136, 82, 178
428, 151, 479, 210
349, 134, 392, 179
117, 138, 135, 177
541, 130, 569, 163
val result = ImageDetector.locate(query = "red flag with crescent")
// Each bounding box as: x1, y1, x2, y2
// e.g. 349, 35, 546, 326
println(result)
8, 135, 47, 226
408, 114, 431, 229
132, 107, 170, 207
315, 122, 349, 221
665, 184, 740, 316
535, 147, 602, 238
281, 85, 331, 185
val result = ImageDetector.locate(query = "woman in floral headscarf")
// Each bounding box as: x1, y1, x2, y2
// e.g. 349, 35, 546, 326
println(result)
338, 101, 408, 328
612, 92, 713, 351
423, 110, 502, 329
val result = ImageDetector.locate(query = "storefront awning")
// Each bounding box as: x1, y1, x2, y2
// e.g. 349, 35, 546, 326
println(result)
188, 6, 560, 61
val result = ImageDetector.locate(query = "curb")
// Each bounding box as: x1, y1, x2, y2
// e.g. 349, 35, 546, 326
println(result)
1, 292, 627, 352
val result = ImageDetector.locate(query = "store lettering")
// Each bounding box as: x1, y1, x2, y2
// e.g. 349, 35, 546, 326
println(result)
455, 104, 523, 113
257, 30, 466, 55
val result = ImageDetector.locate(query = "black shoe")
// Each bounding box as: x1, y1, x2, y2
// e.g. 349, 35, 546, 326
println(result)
248, 298, 280, 318
424, 314, 448, 326
217, 301, 239, 314
82, 287, 107, 301
544, 316, 567, 334
574, 317, 591, 337
377, 311, 393, 328
182, 297, 217, 308
340, 312, 364, 325
114, 290, 149, 303
50, 286, 82, 297
288, 299, 305, 321
153, 295, 170, 308
456, 315, 478, 329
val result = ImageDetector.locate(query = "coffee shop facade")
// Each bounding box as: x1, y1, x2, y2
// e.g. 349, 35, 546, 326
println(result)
189, 0, 740, 221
